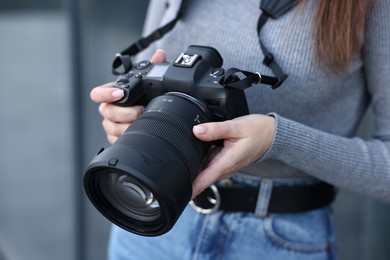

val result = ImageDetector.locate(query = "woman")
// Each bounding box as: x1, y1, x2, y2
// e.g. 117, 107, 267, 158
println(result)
90, 0, 390, 259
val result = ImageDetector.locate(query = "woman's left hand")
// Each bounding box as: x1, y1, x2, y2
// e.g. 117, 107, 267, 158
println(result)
191, 114, 276, 198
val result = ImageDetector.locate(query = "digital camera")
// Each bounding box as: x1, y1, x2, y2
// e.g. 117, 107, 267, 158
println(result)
83, 45, 271, 236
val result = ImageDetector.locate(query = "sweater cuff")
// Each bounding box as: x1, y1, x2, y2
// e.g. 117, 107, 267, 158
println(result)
259, 113, 308, 162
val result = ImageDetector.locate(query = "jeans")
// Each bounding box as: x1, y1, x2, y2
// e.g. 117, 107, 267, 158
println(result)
108, 178, 337, 260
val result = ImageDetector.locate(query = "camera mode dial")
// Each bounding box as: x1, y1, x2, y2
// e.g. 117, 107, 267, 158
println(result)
113, 60, 153, 106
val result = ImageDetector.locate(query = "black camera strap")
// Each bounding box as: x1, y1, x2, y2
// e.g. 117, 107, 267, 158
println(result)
220, 68, 279, 90
112, 0, 298, 88
112, 2, 187, 75
257, 0, 298, 88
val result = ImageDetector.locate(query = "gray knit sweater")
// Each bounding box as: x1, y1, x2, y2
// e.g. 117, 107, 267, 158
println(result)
137, 0, 390, 202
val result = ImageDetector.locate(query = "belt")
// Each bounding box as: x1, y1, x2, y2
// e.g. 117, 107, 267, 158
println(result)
190, 181, 336, 215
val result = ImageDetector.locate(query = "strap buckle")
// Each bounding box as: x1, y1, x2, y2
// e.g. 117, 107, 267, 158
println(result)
189, 184, 221, 214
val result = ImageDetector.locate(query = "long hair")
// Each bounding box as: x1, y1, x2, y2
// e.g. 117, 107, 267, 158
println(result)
308, 0, 372, 71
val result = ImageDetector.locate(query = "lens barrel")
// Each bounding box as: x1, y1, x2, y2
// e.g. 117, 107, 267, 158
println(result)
83, 92, 212, 236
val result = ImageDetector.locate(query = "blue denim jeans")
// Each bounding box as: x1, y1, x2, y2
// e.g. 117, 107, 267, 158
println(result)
108, 178, 337, 260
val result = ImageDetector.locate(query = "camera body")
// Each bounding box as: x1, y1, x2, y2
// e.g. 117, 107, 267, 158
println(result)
114, 45, 249, 121
83, 45, 260, 236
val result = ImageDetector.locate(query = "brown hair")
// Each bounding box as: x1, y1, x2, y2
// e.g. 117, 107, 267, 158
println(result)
308, 0, 372, 71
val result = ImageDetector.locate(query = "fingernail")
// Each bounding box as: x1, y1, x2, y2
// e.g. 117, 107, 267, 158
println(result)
194, 125, 206, 134
156, 49, 165, 55
112, 89, 124, 98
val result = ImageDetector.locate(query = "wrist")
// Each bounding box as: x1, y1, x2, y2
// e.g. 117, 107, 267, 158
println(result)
262, 115, 276, 154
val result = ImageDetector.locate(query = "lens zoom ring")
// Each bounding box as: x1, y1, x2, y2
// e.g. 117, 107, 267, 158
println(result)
126, 112, 205, 169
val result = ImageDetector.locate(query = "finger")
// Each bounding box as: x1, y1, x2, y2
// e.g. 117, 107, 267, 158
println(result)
107, 134, 119, 145
102, 119, 130, 139
90, 82, 125, 103
150, 49, 166, 63
99, 103, 144, 123
192, 150, 237, 199
199, 146, 222, 170
192, 169, 219, 199
193, 121, 238, 142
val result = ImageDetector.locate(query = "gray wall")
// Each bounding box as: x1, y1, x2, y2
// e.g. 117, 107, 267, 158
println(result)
0, 11, 73, 260
75, 1, 149, 259
0, 0, 389, 259
0, 0, 147, 259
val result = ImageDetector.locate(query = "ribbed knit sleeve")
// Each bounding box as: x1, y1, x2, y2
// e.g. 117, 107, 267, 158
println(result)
262, 0, 390, 202
263, 114, 390, 201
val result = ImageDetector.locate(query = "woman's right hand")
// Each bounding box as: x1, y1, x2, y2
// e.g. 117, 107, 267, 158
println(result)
90, 49, 166, 144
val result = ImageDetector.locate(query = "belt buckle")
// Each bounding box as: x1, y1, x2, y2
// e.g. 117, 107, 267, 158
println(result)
189, 184, 221, 214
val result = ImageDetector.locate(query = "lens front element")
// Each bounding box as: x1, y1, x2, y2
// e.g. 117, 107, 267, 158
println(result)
100, 172, 161, 222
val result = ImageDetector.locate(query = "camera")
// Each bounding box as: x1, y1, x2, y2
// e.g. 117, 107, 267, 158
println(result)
83, 45, 274, 236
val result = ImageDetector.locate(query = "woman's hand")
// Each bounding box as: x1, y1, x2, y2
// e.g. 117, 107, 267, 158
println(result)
191, 114, 276, 198
89, 50, 166, 144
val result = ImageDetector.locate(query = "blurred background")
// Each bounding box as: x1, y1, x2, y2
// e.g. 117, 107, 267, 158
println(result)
0, 0, 389, 259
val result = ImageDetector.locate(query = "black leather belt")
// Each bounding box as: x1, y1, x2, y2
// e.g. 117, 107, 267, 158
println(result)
190, 181, 336, 215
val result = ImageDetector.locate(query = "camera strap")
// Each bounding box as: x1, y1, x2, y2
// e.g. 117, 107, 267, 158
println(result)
112, 0, 298, 88
257, 0, 298, 88
220, 68, 280, 90
112, 1, 187, 75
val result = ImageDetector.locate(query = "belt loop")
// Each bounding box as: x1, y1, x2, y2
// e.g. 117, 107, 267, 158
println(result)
255, 179, 273, 218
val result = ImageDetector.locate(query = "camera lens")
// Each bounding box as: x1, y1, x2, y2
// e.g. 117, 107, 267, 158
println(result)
99, 172, 160, 222
84, 92, 212, 236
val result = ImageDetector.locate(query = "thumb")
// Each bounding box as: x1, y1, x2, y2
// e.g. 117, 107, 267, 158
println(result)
193, 121, 233, 142
150, 49, 166, 63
